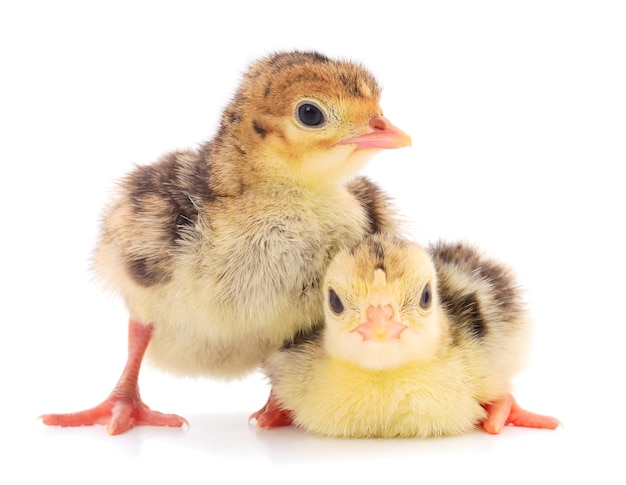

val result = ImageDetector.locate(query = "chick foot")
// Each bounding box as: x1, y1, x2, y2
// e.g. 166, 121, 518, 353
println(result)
40, 319, 187, 435
482, 393, 560, 434
249, 390, 293, 429
40, 394, 187, 435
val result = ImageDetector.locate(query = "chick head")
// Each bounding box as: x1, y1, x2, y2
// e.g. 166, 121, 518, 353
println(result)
323, 234, 444, 370
222, 51, 411, 188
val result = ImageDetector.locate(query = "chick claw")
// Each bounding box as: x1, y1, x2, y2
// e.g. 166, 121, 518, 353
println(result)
482, 393, 560, 434
40, 395, 188, 435
249, 390, 293, 429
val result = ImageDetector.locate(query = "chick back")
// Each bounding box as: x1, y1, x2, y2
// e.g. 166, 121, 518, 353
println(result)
429, 241, 532, 396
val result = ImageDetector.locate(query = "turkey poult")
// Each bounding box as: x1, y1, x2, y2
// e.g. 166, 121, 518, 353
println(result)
40, 51, 411, 434
263, 234, 559, 438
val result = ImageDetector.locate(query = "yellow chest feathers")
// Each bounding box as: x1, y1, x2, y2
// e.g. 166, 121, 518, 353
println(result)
281, 356, 487, 438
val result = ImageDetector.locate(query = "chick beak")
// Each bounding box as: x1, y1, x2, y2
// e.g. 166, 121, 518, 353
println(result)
338, 116, 412, 150
354, 305, 407, 341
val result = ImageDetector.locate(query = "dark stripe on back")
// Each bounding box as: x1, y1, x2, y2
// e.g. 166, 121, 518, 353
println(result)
345, 176, 396, 235
281, 323, 324, 351
440, 290, 486, 340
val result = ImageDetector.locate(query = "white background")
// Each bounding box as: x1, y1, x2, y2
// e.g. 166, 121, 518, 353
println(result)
1, 1, 624, 483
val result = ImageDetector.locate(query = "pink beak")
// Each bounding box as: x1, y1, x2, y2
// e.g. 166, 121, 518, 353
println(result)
353, 305, 407, 341
338, 116, 412, 150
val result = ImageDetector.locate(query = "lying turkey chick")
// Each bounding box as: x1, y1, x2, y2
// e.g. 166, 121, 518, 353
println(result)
264, 234, 559, 437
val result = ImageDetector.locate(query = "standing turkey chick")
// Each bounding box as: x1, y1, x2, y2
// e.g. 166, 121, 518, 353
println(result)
41, 51, 411, 435
263, 233, 559, 438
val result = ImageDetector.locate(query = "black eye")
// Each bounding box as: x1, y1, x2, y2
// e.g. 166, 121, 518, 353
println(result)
419, 283, 432, 309
328, 289, 344, 314
296, 101, 326, 127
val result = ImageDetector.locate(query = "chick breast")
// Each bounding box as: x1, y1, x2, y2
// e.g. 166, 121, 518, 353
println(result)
96, 166, 383, 377
265, 337, 486, 438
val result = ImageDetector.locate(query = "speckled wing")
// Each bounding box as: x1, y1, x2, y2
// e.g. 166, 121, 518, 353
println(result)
428, 241, 526, 346
98, 150, 215, 288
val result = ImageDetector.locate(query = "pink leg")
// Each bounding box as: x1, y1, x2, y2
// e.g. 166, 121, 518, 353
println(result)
40, 319, 187, 435
483, 393, 560, 434
249, 390, 293, 429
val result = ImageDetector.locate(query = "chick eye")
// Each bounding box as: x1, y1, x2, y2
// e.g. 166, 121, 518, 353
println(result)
328, 289, 344, 314
419, 283, 432, 309
296, 101, 326, 127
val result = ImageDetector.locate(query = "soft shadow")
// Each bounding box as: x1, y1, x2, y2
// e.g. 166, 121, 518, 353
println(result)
176, 412, 501, 464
